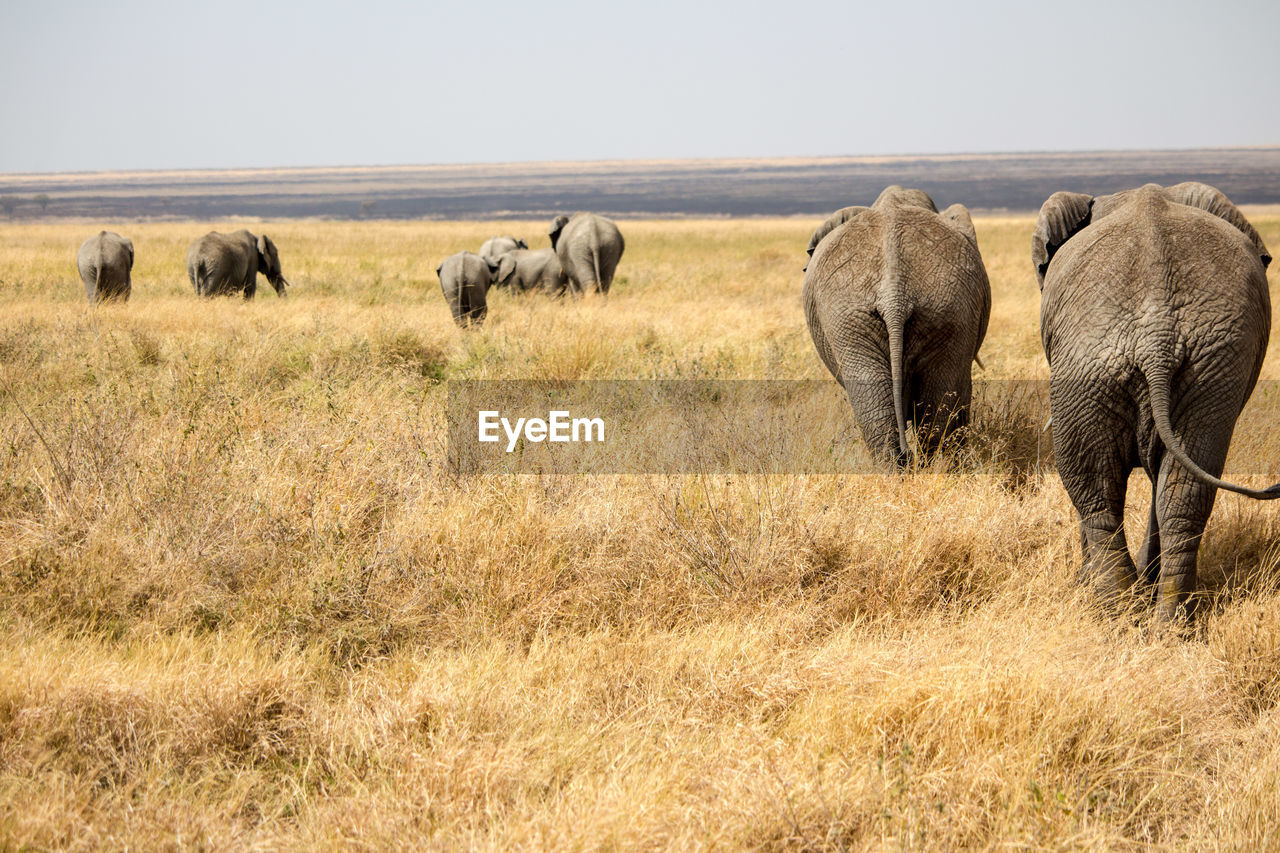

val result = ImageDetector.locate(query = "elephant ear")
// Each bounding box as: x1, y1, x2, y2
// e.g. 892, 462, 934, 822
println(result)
1032, 191, 1094, 286
256, 233, 274, 267
122, 237, 135, 270
436, 262, 444, 280
939, 204, 978, 247
548, 215, 570, 250
497, 254, 518, 286
1164, 182, 1271, 268
805, 206, 869, 268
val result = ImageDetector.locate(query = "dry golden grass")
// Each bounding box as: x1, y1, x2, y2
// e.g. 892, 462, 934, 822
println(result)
1, 214, 1280, 849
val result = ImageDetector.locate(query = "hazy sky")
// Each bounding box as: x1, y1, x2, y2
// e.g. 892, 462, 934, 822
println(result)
2, 0, 1277, 173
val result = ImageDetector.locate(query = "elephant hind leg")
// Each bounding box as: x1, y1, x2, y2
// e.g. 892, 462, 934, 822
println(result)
1053, 398, 1139, 602
1152, 443, 1225, 621
597, 255, 618, 296
1078, 509, 1138, 605
843, 371, 905, 468
1152, 477, 1215, 621
913, 367, 973, 462
461, 279, 487, 325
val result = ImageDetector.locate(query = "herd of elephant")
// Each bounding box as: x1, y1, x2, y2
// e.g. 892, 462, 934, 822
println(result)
435, 212, 626, 326
75, 211, 626, 330
70, 180, 1277, 619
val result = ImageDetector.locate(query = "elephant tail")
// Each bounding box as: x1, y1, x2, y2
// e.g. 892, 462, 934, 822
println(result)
880, 219, 910, 462
583, 228, 605, 295
883, 302, 910, 462
92, 247, 103, 303
1145, 360, 1280, 500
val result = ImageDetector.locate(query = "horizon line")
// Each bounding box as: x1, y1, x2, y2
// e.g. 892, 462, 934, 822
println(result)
3, 144, 1277, 182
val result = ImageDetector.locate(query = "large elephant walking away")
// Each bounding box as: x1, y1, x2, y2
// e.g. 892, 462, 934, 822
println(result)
437, 251, 499, 327
77, 231, 134, 303
803, 186, 991, 466
186, 230, 290, 299
496, 249, 569, 295
549, 213, 624, 296
479, 235, 528, 267
1034, 182, 1279, 618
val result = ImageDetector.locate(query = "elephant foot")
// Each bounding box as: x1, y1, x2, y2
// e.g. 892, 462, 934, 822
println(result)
1152, 568, 1197, 623
1078, 517, 1139, 612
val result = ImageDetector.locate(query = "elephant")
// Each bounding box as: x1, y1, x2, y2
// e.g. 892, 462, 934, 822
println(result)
803, 185, 991, 466
437, 251, 499, 327
76, 231, 134, 303
495, 248, 569, 295
186, 230, 289, 299
1034, 182, 1279, 618
479, 235, 528, 267
548, 213, 625, 296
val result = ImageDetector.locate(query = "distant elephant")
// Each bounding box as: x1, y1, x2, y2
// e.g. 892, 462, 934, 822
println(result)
495, 248, 569, 295
479, 235, 528, 267
437, 251, 499, 327
803, 186, 991, 466
548, 213, 625, 296
1034, 182, 1279, 617
186, 230, 289, 299
76, 230, 134, 303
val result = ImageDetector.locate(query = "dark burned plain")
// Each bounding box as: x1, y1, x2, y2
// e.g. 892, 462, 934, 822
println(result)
2, 147, 1278, 220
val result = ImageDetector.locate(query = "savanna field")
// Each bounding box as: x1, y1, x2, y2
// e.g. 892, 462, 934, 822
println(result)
4, 215, 1280, 849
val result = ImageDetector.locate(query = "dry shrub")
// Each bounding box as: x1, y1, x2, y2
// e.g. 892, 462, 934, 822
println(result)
1209, 593, 1280, 719
373, 327, 450, 379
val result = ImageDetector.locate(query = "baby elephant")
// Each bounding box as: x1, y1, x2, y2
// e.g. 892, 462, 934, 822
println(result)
437, 251, 499, 327
803, 186, 991, 466
186, 230, 290, 299
77, 231, 134, 303
479, 235, 528, 267
496, 249, 569, 295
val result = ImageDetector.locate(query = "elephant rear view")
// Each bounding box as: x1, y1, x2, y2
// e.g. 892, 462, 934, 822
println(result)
803, 186, 991, 466
549, 213, 624, 296
77, 230, 134, 303
186, 230, 289, 299
437, 251, 498, 327
1034, 182, 1278, 618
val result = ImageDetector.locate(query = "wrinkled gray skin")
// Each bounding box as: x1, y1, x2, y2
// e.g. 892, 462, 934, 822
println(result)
186, 230, 289, 299
549, 213, 625, 296
437, 251, 499, 327
803, 186, 991, 466
1035, 182, 1278, 619
479, 235, 528, 265
77, 230, 134, 303
496, 248, 569, 295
